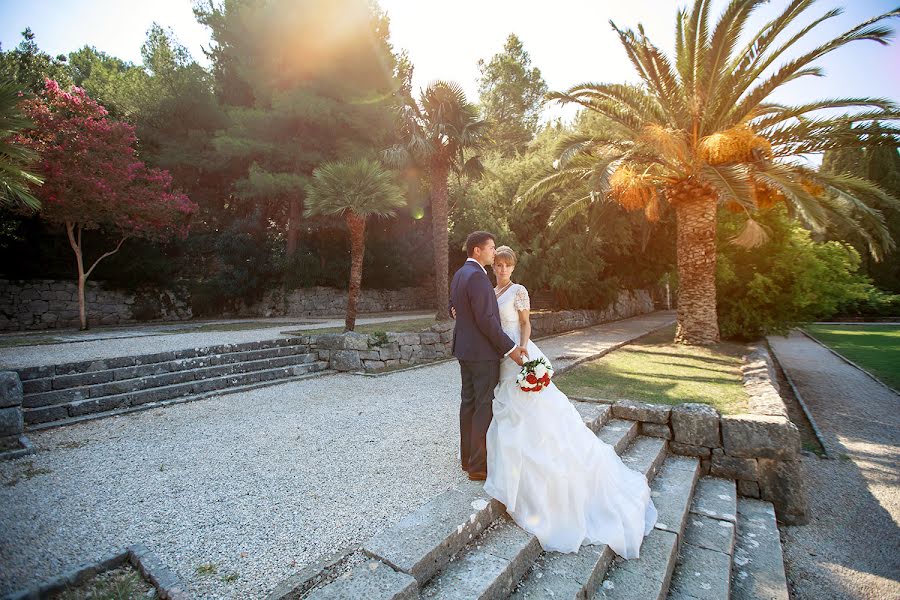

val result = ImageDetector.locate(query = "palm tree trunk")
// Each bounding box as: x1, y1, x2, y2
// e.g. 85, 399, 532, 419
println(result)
674, 196, 720, 345
345, 212, 366, 332
431, 160, 451, 321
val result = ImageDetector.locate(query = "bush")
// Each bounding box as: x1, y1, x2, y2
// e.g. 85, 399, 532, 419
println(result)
832, 286, 900, 319
717, 206, 875, 340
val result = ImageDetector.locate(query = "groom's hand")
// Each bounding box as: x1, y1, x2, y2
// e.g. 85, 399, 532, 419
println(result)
510, 347, 527, 366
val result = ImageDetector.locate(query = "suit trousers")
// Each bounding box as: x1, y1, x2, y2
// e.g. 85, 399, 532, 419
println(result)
458, 359, 501, 473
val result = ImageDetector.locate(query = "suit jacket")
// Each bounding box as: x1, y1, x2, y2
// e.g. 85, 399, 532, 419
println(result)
450, 260, 516, 361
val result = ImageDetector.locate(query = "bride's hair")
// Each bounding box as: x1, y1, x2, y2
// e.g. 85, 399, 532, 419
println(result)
495, 245, 517, 265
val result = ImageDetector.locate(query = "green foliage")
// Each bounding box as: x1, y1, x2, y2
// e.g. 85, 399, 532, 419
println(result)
717, 207, 877, 340
822, 123, 900, 292
477, 34, 548, 156
304, 158, 405, 220
0, 80, 43, 210
0, 28, 72, 94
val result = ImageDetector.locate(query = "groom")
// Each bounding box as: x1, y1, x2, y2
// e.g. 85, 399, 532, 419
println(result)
450, 231, 526, 481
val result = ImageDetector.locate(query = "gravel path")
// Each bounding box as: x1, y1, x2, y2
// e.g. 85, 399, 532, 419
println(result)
0, 311, 433, 370
0, 312, 673, 599
768, 332, 900, 600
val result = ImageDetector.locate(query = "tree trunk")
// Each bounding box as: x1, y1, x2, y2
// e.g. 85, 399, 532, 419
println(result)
65, 222, 128, 332
286, 196, 301, 255
674, 196, 720, 345
345, 212, 366, 332
431, 160, 451, 321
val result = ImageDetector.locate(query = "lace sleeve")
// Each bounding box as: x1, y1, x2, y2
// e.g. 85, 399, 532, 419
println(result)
513, 285, 531, 311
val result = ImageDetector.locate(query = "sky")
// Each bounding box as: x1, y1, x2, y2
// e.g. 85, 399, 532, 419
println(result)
1, 0, 898, 124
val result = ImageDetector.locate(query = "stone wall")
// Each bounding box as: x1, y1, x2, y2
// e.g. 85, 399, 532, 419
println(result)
302, 289, 657, 373
242, 286, 432, 318
0, 280, 192, 332
605, 345, 809, 525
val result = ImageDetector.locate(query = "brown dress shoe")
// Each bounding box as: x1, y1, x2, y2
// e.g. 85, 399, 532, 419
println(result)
467, 471, 487, 481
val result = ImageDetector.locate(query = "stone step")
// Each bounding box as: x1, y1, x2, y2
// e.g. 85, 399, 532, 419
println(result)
16, 336, 308, 381
572, 401, 611, 433
663, 478, 740, 600
730, 499, 789, 600
20, 342, 313, 395
509, 438, 668, 599
23, 352, 320, 408
596, 419, 639, 455
582, 462, 707, 600
23, 360, 329, 426
304, 559, 418, 600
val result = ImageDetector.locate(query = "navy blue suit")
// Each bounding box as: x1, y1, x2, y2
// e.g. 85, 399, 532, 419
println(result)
449, 260, 516, 474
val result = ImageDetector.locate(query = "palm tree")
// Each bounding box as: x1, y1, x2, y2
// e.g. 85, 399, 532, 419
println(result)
385, 81, 488, 321
0, 80, 43, 210
523, 0, 900, 345
305, 158, 406, 331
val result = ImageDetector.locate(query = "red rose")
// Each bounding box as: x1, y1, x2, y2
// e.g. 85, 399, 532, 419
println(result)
526, 373, 538, 384
541, 374, 550, 385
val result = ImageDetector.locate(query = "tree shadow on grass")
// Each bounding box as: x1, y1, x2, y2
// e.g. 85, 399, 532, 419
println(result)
622, 348, 745, 366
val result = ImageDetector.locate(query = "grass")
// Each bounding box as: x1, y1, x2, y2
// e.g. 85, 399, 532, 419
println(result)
555, 325, 749, 415
52, 564, 157, 600
284, 317, 439, 336
802, 324, 900, 391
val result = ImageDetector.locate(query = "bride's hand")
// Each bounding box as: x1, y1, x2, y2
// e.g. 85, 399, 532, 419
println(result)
518, 346, 529, 359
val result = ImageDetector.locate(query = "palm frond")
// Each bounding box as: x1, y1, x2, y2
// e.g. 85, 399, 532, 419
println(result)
701, 163, 754, 209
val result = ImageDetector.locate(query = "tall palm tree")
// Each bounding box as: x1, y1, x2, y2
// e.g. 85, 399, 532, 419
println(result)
385, 81, 487, 321
305, 158, 406, 331
523, 0, 900, 345
0, 80, 43, 210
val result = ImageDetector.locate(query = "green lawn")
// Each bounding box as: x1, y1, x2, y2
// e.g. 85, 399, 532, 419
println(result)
284, 317, 439, 336
803, 325, 900, 391
555, 325, 749, 415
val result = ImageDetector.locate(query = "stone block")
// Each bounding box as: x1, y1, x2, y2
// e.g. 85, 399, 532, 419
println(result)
378, 345, 401, 361
0, 406, 24, 436
330, 350, 362, 372
621, 436, 667, 480
364, 360, 386, 372
419, 332, 440, 344
671, 403, 720, 447
710, 450, 759, 481
641, 422, 672, 439
757, 459, 808, 525
315, 333, 368, 351
722, 415, 800, 460
669, 441, 711, 458
612, 399, 671, 424
737, 480, 760, 499
357, 350, 381, 361
0, 372, 23, 408
594, 529, 678, 600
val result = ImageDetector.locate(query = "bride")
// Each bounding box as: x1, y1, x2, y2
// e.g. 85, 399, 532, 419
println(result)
483, 245, 657, 557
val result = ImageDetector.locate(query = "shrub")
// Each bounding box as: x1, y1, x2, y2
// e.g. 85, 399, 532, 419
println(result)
717, 206, 874, 340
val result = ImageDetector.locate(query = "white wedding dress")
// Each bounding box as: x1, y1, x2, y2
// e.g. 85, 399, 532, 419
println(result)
484, 283, 657, 557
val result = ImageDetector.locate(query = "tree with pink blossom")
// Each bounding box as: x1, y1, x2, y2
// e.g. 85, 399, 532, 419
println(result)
16, 79, 197, 329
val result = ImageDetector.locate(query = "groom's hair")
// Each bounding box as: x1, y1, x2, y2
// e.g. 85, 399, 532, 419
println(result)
466, 231, 495, 257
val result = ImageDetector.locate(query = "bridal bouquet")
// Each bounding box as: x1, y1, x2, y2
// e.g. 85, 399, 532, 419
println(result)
517, 357, 554, 393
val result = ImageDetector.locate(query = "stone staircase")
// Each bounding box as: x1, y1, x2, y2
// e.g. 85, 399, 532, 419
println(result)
287, 403, 789, 600
16, 337, 330, 430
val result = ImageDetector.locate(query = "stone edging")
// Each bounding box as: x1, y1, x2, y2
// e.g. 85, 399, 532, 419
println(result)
1, 544, 187, 600
764, 337, 832, 459
0, 435, 34, 462
576, 345, 809, 526
797, 328, 899, 397
265, 545, 360, 600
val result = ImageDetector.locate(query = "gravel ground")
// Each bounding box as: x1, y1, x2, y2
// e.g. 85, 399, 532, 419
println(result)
0, 312, 673, 599
768, 332, 900, 600
0, 311, 433, 370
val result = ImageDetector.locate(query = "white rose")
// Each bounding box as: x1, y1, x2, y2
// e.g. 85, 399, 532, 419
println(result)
534, 364, 547, 379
